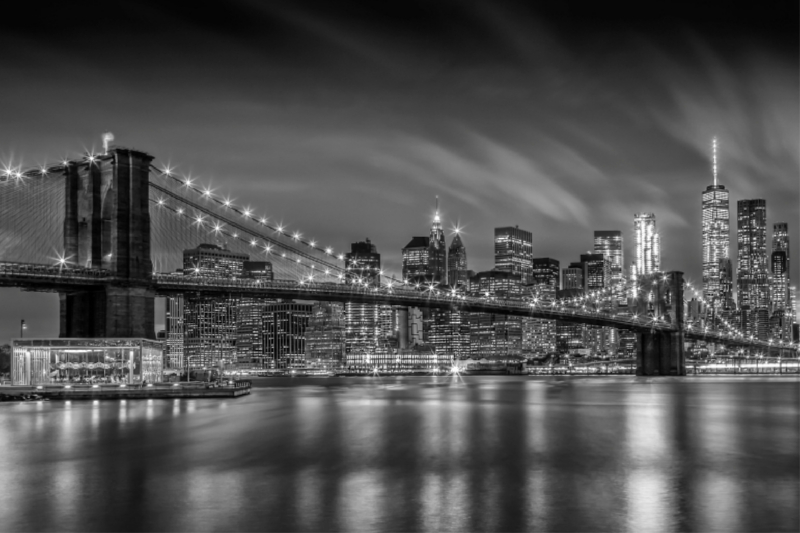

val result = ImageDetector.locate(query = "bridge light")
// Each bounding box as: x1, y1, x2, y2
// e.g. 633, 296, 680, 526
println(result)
184, 177, 194, 187
223, 198, 232, 207
309, 240, 316, 247
293, 232, 301, 241
203, 188, 212, 197
176, 208, 184, 215
276, 225, 284, 233
243, 209, 252, 217
157, 198, 165, 206
40, 166, 48, 176
61, 159, 70, 167
338, 254, 344, 261
161, 165, 173, 176
325, 247, 332, 255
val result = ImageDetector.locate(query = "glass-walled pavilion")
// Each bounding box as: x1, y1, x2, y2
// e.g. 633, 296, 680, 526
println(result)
12, 338, 164, 386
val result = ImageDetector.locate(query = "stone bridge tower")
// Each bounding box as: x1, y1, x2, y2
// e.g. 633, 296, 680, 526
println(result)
630, 271, 686, 376
60, 148, 155, 339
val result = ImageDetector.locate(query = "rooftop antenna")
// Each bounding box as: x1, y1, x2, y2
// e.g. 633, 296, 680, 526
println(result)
102, 132, 115, 155
434, 195, 440, 222
712, 136, 718, 186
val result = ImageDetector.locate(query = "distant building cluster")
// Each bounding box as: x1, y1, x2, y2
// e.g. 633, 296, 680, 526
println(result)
162, 139, 797, 370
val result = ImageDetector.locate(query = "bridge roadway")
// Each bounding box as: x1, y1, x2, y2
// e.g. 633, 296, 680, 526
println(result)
1, 261, 793, 353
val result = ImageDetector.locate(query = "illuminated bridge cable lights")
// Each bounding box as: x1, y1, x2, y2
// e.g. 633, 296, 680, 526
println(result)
151, 164, 344, 263
147, 180, 344, 278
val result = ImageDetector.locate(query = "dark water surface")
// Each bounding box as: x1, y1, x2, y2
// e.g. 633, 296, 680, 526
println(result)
1, 376, 797, 532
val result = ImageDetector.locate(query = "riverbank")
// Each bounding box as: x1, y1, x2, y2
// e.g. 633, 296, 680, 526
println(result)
0, 381, 251, 401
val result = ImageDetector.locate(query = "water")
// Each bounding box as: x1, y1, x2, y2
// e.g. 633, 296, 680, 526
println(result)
1, 376, 797, 532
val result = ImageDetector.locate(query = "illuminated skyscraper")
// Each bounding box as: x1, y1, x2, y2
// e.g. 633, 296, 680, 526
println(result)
305, 302, 346, 368
344, 239, 382, 358
428, 197, 447, 283
525, 258, 560, 355
264, 302, 312, 369
771, 222, 792, 341
594, 230, 624, 302
468, 270, 523, 358
631, 213, 660, 282
737, 199, 768, 339
182, 244, 248, 369
495, 226, 533, 284
402, 236, 429, 281
447, 232, 468, 289
702, 138, 730, 311
236, 261, 274, 368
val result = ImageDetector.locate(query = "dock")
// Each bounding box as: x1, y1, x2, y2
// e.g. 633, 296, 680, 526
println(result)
0, 380, 252, 401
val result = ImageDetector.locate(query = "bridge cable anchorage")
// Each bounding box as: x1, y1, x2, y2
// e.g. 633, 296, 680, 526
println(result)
150, 164, 345, 263
148, 180, 344, 279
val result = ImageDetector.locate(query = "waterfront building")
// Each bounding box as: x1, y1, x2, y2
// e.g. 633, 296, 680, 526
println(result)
236, 261, 275, 368
556, 288, 586, 354
702, 138, 731, 313
468, 270, 523, 358
631, 213, 660, 282
182, 244, 248, 369
264, 302, 312, 368
525, 258, 560, 355
305, 302, 346, 369
428, 197, 447, 283
344, 344, 450, 373
165, 294, 184, 369
447, 232, 468, 289
344, 239, 382, 359
494, 226, 533, 284
737, 199, 769, 339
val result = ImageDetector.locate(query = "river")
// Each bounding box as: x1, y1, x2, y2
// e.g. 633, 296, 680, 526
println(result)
0, 376, 797, 532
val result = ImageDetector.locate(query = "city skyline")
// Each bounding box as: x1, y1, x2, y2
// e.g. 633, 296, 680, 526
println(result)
0, 1, 797, 342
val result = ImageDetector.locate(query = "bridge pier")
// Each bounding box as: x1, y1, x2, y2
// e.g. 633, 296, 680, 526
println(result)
633, 271, 686, 376
636, 331, 685, 376
60, 148, 156, 339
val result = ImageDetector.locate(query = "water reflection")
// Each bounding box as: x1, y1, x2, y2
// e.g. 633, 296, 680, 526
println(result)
0, 377, 796, 532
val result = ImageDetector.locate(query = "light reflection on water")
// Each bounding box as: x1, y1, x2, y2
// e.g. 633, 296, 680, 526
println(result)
0, 376, 797, 532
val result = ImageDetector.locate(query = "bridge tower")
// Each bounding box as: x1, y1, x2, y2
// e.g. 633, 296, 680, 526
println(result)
60, 148, 156, 339
631, 271, 686, 376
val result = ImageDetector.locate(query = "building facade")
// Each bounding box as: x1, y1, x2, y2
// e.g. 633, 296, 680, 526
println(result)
632, 213, 660, 282
737, 199, 769, 339
494, 226, 533, 284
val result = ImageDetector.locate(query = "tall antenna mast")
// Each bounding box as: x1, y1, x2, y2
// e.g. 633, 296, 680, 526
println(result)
712, 136, 718, 186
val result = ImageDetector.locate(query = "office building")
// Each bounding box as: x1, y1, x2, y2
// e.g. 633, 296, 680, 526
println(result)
447, 232, 468, 289
428, 197, 447, 283
305, 302, 346, 368
702, 138, 731, 311
594, 230, 624, 301
631, 213, 660, 282
468, 270, 523, 358
344, 239, 382, 359
182, 244, 248, 369
264, 302, 312, 369
524, 258, 560, 355
771, 222, 792, 341
402, 236, 430, 282
165, 295, 184, 369
235, 261, 275, 368
494, 226, 533, 284
737, 199, 769, 339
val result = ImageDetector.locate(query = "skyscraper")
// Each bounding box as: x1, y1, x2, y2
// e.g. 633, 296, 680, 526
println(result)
771, 222, 792, 341
702, 138, 731, 312
182, 244, 248, 369
468, 270, 523, 358
428, 197, 447, 283
402, 236, 429, 282
525, 258, 560, 355
737, 199, 768, 339
305, 302, 346, 368
344, 240, 382, 360
594, 230, 624, 301
236, 261, 274, 368
447, 232, 468, 289
263, 302, 312, 369
631, 213, 660, 282
494, 226, 533, 284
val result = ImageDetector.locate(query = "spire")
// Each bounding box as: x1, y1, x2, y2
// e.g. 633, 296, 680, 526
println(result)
712, 136, 718, 186
434, 195, 440, 223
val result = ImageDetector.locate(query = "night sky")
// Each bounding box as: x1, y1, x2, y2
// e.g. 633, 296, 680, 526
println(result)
0, 1, 797, 341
